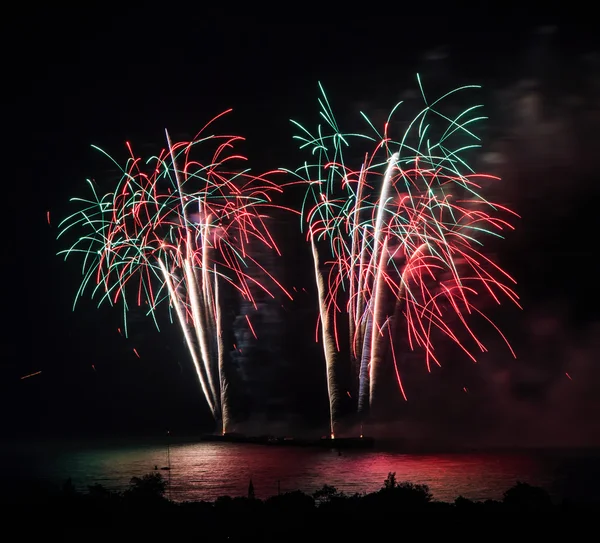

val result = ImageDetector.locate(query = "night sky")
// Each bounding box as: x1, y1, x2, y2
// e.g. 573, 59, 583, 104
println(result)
7, 8, 600, 446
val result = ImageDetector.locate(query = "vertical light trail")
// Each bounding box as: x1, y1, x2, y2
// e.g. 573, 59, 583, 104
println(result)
159, 259, 216, 417
311, 237, 337, 438
367, 152, 398, 283
364, 153, 398, 410
184, 258, 219, 411
369, 235, 390, 408
214, 265, 229, 435
355, 223, 370, 402
357, 307, 372, 415
348, 163, 366, 379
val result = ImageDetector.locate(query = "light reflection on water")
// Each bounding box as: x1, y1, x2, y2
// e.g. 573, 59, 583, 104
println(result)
5, 439, 578, 503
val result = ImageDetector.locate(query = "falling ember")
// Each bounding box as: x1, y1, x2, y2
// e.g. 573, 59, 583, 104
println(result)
47, 211, 51, 225
92, 364, 96, 371
346, 391, 352, 398
117, 328, 122, 335
463, 387, 469, 393
21, 371, 42, 380
565, 372, 572, 380
133, 348, 141, 358
245, 315, 258, 340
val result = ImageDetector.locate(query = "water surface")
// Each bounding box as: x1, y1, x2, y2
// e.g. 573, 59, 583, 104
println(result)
4, 438, 598, 503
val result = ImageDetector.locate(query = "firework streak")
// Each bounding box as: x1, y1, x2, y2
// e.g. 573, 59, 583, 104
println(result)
58, 112, 292, 433
285, 78, 520, 436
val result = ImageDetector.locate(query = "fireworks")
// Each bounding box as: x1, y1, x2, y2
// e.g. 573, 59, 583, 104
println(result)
58, 79, 520, 438
285, 77, 520, 436
58, 112, 292, 433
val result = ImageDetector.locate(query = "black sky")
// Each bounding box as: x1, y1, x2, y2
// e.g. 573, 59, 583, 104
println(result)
7, 8, 600, 444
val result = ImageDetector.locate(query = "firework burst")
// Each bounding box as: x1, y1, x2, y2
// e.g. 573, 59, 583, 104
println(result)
285, 77, 520, 436
58, 112, 292, 433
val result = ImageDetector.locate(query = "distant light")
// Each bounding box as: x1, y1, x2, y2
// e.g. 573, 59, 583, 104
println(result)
20, 370, 42, 380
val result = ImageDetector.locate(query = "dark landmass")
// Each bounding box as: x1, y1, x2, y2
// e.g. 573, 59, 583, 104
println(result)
201, 432, 375, 449
3, 471, 598, 537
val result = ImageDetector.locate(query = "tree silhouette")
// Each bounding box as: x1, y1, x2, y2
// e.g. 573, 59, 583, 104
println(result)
313, 484, 340, 502
503, 481, 553, 509
125, 473, 167, 503
383, 472, 397, 489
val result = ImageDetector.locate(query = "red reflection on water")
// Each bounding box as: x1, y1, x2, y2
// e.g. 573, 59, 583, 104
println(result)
37, 441, 553, 503
154, 444, 545, 503
339, 452, 542, 502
